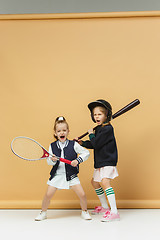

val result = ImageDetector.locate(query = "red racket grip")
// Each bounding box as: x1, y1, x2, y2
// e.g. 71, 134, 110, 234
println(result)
59, 157, 72, 165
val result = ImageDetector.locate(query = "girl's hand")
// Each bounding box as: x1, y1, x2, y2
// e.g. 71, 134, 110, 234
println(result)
88, 128, 94, 134
71, 160, 78, 167
51, 155, 58, 162
74, 137, 83, 145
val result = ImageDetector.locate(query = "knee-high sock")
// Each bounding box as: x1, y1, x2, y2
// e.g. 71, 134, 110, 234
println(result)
105, 187, 118, 214
95, 187, 109, 209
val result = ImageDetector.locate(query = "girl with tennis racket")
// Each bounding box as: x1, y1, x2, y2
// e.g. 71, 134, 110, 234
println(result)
76, 100, 120, 222
35, 116, 91, 221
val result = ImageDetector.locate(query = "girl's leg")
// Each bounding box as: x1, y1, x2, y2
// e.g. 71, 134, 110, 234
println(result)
35, 186, 57, 221
71, 184, 87, 211
91, 178, 109, 210
91, 178, 101, 189
42, 185, 57, 211
101, 178, 118, 214
71, 184, 92, 220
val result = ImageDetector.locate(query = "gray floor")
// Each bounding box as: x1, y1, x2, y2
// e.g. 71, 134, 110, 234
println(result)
0, 209, 160, 240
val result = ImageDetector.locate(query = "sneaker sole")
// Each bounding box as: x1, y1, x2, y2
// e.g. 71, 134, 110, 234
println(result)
81, 216, 92, 220
82, 218, 92, 220
101, 218, 120, 222
35, 217, 47, 221
91, 208, 110, 215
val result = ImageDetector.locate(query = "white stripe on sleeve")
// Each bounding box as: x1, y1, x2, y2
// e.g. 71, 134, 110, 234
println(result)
74, 141, 90, 163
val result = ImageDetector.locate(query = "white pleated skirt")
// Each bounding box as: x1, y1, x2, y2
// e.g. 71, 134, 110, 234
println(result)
47, 173, 80, 189
93, 166, 118, 182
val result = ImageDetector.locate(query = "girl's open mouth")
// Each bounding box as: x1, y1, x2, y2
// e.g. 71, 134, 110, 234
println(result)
60, 136, 65, 139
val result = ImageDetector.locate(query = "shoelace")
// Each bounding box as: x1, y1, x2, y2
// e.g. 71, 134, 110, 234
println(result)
94, 206, 102, 211
103, 210, 111, 218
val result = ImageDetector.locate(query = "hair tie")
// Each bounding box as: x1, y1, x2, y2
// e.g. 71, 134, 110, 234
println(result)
58, 116, 64, 121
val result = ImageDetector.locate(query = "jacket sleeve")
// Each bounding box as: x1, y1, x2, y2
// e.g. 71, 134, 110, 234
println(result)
74, 141, 90, 164
47, 144, 57, 166
89, 125, 114, 150
81, 140, 94, 149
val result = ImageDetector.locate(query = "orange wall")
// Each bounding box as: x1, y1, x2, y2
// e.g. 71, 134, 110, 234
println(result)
1, 12, 160, 208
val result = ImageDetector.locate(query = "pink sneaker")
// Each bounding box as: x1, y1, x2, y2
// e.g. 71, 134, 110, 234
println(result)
101, 211, 120, 222
91, 206, 110, 215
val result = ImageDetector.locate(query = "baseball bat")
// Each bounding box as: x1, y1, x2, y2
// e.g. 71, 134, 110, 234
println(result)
76, 99, 140, 140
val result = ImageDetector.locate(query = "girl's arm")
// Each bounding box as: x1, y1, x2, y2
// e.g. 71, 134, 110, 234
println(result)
81, 140, 94, 149
47, 145, 57, 166
74, 141, 90, 164
74, 137, 93, 149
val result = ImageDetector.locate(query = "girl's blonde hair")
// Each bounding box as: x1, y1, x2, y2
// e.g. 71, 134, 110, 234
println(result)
53, 116, 69, 140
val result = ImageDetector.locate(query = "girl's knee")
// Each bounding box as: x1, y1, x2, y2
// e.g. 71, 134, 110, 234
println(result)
45, 190, 54, 200
79, 191, 86, 200
101, 178, 111, 189
91, 179, 100, 188
45, 187, 56, 199
91, 178, 95, 186
45, 193, 52, 200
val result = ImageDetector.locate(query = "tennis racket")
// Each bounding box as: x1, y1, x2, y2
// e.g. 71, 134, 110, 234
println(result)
11, 136, 72, 165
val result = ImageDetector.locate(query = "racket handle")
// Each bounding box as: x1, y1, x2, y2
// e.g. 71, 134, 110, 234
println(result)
59, 157, 72, 165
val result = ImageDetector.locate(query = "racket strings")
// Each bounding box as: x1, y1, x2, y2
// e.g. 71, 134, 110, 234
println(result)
12, 138, 45, 160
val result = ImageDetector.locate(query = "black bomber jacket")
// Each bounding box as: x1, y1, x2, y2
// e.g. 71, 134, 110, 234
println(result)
82, 124, 118, 168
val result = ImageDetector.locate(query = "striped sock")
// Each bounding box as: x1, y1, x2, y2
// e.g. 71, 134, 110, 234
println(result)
105, 187, 118, 214
95, 187, 109, 209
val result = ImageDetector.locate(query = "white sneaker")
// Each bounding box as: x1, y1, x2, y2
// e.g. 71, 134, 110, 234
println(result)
81, 210, 92, 220
35, 211, 47, 221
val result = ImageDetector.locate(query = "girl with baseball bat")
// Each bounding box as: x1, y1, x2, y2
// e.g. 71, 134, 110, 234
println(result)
76, 100, 120, 222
